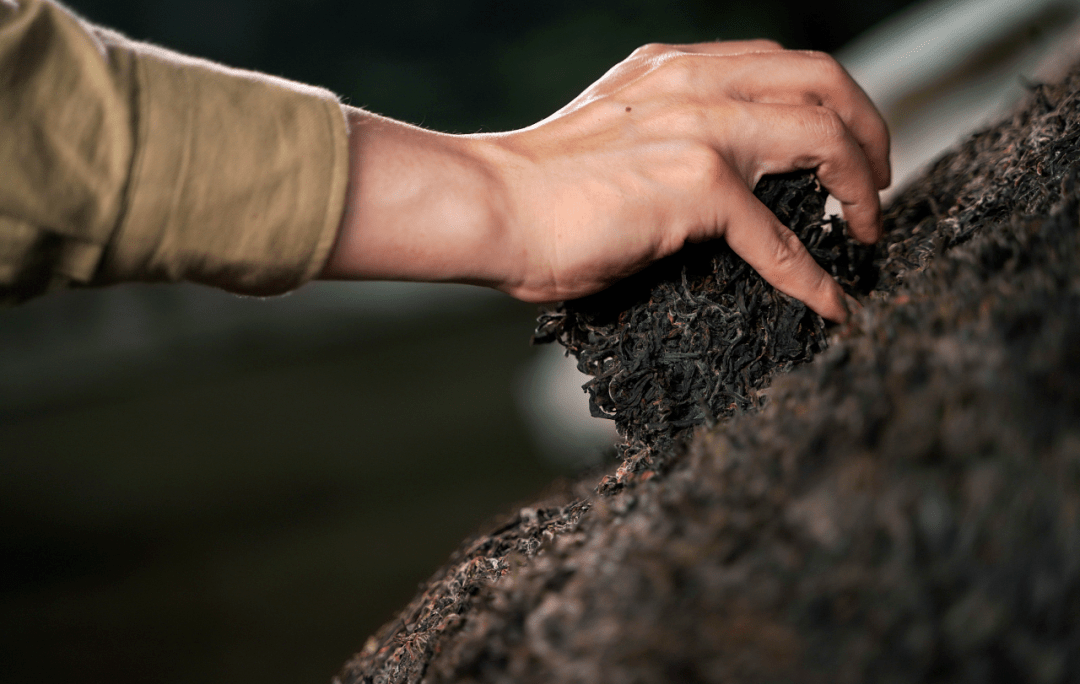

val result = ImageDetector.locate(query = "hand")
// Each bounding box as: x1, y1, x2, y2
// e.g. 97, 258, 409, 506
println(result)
322, 40, 890, 322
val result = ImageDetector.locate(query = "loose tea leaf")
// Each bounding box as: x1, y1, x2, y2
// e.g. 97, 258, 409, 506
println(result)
534, 171, 875, 486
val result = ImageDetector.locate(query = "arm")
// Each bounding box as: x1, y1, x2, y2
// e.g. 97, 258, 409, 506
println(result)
322, 41, 890, 322
1, 1, 887, 320
0, 0, 346, 304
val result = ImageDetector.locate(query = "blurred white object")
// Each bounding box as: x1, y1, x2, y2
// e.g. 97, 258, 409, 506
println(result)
517, 345, 617, 468
524, 0, 1080, 468
838, 0, 1080, 197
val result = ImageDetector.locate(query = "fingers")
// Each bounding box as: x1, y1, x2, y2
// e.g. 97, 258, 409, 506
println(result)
716, 51, 891, 189
733, 102, 882, 244
721, 185, 850, 322
629, 47, 890, 190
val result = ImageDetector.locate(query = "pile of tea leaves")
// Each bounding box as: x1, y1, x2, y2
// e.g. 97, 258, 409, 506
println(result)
534, 172, 875, 490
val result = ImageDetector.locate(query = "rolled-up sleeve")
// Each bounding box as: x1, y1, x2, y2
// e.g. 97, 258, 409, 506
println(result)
0, 0, 349, 304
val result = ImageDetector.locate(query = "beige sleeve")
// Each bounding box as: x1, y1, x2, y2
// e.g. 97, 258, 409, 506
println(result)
0, 0, 349, 304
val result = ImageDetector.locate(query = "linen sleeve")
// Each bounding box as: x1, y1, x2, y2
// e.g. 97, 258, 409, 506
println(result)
0, 0, 350, 304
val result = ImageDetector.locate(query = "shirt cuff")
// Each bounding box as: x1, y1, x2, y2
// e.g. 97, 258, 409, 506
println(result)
99, 38, 349, 296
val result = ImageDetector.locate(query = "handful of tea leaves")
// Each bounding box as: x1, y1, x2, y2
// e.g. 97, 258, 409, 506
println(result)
534, 172, 875, 481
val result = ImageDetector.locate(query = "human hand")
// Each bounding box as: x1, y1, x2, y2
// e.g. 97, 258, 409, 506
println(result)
322, 40, 889, 322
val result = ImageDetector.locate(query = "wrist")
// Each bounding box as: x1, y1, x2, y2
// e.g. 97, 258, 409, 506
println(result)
320, 107, 515, 290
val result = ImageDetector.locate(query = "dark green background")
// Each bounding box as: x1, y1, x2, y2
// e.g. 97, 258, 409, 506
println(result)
1, 2, 915, 683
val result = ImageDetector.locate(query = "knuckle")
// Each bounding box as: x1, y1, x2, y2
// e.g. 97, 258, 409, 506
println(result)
652, 141, 725, 199
771, 228, 807, 272
653, 53, 697, 90
685, 144, 724, 184
631, 42, 670, 58
807, 106, 846, 144
801, 50, 848, 81
878, 118, 893, 155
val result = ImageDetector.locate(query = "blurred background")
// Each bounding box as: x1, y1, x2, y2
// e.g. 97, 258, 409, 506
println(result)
2, 1, 1077, 683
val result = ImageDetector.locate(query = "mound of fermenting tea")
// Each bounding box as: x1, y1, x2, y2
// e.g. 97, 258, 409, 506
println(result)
534, 172, 875, 478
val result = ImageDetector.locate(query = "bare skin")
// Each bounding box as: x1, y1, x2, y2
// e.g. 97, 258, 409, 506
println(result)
321, 40, 891, 322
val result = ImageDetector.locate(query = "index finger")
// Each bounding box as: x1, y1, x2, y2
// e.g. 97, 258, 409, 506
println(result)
721, 184, 850, 322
